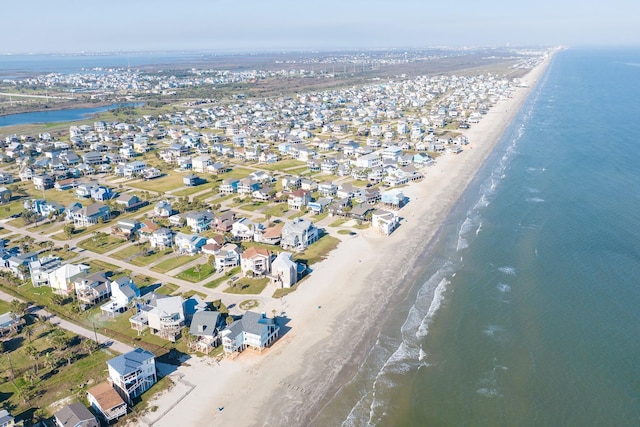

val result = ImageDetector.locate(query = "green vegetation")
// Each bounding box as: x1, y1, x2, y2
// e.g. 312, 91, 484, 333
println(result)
110, 243, 149, 260
238, 299, 260, 310
154, 283, 180, 295
128, 173, 185, 192
0, 321, 111, 415
257, 159, 305, 171
329, 217, 349, 227
239, 201, 266, 212
150, 255, 196, 273
175, 263, 215, 283
77, 233, 127, 254
224, 277, 269, 295
294, 234, 340, 266
263, 203, 289, 217
130, 248, 173, 266
203, 266, 241, 289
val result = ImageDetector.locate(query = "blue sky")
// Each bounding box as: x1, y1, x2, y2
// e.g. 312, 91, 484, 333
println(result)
2, 0, 638, 53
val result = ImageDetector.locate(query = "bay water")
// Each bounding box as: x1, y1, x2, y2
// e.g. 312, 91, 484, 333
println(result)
316, 48, 640, 426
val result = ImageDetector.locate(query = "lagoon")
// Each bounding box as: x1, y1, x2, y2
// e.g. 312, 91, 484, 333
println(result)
0, 102, 142, 128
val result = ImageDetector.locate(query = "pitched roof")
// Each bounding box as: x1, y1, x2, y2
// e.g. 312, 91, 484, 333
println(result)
189, 311, 220, 337
55, 403, 96, 427
241, 246, 271, 259
107, 347, 155, 376
87, 382, 126, 411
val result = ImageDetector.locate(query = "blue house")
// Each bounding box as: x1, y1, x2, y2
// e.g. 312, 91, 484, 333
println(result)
91, 185, 115, 202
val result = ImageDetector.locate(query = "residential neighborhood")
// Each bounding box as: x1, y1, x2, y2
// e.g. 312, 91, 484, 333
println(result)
0, 47, 545, 426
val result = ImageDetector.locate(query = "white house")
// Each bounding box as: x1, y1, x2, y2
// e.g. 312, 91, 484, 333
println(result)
106, 348, 157, 405
48, 263, 91, 295
270, 252, 298, 288
221, 311, 279, 355
87, 382, 127, 424
280, 218, 319, 252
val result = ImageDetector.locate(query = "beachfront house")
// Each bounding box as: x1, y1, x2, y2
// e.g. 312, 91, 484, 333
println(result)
371, 209, 400, 235
270, 252, 298, 289
221, 311, 280, 356
87, 382, 128, 424
188, 311, 222, 354
280, 218, 319, 252
107, 348, 157, 405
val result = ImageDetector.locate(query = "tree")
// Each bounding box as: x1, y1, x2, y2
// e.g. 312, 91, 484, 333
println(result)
82, 338, 97, 356
194, 264, 202, 281
23, 325, 34, 343
23, 368, 36, 387
63, 223, 75, 238
50, 293, 65, 306
45, 351, 58, 371
25, 345, 40, 374
10, 299, 28, 316
225, 315, 234, 326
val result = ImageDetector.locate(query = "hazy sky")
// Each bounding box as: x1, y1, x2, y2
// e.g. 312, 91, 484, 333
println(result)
2, 0, 639, 53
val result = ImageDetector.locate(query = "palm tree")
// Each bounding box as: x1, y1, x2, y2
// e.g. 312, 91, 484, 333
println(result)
45, 351, 58, 371
23, 368, 36, 387
23, 325, 34, 343
82, 339, 96, 356
25, 345, 40, 374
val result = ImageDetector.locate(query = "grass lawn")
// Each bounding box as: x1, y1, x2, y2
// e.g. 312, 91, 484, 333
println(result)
256, 160, 304, 171
177, 290, 208, 300
293, 234, 340, 266
175, 263, 215, 283
88, 259, 121, 274
0, 200, 25, 219
77, 234, 128, 254
130, 248, 173, 266
154, 283, 180, 295
151, 255, 196, 273
203, 266, 241, 289
329, 217, 349, 227
172, 182, 216, 197
111, 243, 149, 261
128, 172, 185, 193
313, 212, 329, 222
223, 277, 269, 295
283, 166, 309, 175
263, 203, 290, 217
238, 201, 266, 212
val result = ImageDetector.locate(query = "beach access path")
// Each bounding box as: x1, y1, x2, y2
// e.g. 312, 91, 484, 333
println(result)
142, 54, 555, 427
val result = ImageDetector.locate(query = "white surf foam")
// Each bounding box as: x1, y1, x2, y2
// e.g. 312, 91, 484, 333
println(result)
497, 266, 516, 275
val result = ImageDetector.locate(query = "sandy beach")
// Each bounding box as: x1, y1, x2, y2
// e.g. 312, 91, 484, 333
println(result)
143, 54, 553, 427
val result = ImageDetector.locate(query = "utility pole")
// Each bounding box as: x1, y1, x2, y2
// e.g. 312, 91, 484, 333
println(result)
93, 322, 99, 345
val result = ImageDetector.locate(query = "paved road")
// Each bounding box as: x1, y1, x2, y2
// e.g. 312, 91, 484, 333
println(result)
0, 289, 134, 354
0, 219, 275, 315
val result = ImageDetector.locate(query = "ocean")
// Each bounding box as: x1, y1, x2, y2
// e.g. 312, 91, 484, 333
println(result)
314, 48, 640, 426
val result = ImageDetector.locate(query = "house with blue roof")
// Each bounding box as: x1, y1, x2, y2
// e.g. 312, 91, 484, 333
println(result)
107, 348, 156, 404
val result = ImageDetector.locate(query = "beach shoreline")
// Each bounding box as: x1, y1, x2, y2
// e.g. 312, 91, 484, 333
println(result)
146, 52, 554, 427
